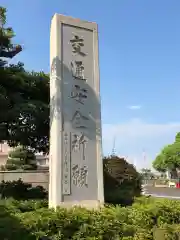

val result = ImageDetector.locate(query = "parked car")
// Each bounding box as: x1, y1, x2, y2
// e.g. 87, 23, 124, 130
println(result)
169, 181, 176, 188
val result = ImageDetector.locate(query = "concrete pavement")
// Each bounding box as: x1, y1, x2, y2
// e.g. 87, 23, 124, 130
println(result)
142, 185, 180, 199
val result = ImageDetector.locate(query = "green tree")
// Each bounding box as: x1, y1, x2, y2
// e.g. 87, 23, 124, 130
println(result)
0, 7, 22, 67
152, 133, 180, 178
0, 7, 49, 153
140, 168, 154, 180
3, 146, 37, 170
0, 63, 49, 152
103, 155, 141, 206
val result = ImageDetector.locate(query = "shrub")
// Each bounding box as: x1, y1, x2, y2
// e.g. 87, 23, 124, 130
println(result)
0, 198, 48, 213
0, 179, 47, 200
103, 155, 141, 206
0, 197, 180, 239
5, 146, 37, 170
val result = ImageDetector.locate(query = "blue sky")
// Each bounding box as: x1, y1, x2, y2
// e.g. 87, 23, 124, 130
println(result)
2, 0, 180, 169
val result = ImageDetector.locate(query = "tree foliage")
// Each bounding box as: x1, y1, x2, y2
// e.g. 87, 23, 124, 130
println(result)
0, 63, 49, 152
153, 132, 180, 178
140, 168, 154, 180
0, 7, 49, 152
0, 7, 22, 67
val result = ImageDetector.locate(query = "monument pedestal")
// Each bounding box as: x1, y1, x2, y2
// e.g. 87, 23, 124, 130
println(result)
49, 14, 104, 209
59, 200, 103, 210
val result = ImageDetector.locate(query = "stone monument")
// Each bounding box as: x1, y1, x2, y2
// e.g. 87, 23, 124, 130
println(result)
49, 14, 104, 209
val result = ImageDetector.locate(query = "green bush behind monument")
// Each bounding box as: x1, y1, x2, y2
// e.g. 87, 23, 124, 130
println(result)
103, 155, 142, 206
0, 155, 141, 206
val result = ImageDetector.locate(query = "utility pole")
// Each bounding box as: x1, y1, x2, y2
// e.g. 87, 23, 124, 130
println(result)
142, 148, 146, 168
111, 136, 116, 156
142, 149, 148, 184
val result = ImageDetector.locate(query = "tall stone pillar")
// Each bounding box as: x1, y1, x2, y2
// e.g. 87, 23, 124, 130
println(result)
49, 14, 104, 209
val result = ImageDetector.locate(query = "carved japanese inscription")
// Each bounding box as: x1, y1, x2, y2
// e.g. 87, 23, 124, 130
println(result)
70, 84, 87, 104
70, 34, 86, 56
62, 132, 71, 195
71, 133, 87, 161
71, 61, 86, 81
72, 164, 88, 187
72, 110, 89, 129
63, 31, 92, 192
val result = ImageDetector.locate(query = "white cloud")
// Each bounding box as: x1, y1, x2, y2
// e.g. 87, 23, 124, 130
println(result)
102, 119, 180, 170
127, 105, 142, 110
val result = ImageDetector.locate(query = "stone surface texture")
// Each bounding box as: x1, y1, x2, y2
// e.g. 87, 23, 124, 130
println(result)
49, 14, 104, 209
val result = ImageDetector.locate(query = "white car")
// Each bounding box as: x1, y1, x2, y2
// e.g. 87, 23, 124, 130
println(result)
169, 181, 176, 188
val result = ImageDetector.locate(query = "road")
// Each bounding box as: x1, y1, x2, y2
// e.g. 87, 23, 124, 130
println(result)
142, 185, 180, 199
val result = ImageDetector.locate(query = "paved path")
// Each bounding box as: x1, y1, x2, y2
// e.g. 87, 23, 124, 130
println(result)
142, 185, 180, 199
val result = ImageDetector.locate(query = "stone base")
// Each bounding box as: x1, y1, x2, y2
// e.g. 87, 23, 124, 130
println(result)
49, 200, 104, 210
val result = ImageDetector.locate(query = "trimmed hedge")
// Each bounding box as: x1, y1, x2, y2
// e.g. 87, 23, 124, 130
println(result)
1, 197, 180, 239
5, 146, 37, 170
0, 179, 48, 200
